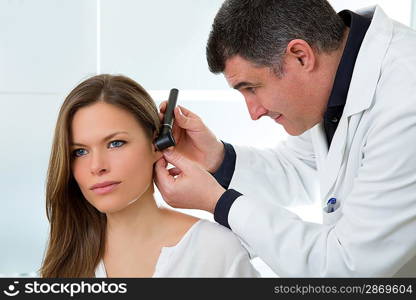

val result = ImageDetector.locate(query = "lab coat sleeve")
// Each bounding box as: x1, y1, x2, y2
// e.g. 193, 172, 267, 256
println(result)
228, 93, 416, 276
229, 129, 320, 207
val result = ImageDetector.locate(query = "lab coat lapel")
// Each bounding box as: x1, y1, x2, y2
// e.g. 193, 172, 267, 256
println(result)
318, 6, 392, 200
311, 122, 328, 171
320, 115, 348, 199
343, 6, 392, 118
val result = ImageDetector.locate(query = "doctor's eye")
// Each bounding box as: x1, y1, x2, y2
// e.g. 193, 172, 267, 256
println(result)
108, 140, 126, 149
72, 148, 88, 158
246, 87, 256, 94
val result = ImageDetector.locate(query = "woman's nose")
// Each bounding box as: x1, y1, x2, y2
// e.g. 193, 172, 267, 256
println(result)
90, 152, 109, 175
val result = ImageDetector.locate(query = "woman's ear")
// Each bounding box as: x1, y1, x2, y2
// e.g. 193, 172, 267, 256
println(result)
152, 133, 163, 162
153, 147, 163, 162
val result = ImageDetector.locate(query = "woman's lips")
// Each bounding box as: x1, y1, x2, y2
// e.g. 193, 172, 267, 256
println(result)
92, 182, 120, 195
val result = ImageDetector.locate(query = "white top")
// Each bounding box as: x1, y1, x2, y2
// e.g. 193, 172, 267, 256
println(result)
95, 219, 259, 277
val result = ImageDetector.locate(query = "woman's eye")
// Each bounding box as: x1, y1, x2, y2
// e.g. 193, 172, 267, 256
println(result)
109, 140, 125, 148
73, 149, 88, 157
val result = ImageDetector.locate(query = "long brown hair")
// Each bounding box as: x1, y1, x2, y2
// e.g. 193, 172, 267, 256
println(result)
40, 74, 160, 277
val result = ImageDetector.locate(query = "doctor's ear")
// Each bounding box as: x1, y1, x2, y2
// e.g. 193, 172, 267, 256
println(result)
285, 39, 316, 72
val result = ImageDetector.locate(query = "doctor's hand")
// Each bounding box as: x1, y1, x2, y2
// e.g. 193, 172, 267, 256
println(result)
154, 148, 226, 213
159, 102, 224, 173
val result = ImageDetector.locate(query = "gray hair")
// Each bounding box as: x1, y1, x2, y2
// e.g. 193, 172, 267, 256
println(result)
206, 0, 345, 76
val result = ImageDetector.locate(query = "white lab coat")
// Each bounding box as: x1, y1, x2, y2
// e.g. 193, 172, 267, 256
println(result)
227, 6, 416, 277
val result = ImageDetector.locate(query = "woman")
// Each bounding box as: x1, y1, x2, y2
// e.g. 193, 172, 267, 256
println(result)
40, 74, 258, 277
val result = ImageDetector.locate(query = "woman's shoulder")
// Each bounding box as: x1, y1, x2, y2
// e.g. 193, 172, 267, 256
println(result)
177, 219, 259, 277
162, 210, 247, 256
159, 214, 259, 277
187, 219, 248, 254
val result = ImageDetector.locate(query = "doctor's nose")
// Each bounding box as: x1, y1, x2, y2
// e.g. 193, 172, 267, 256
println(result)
90, 153, 110, 176
244, 97, 268, 120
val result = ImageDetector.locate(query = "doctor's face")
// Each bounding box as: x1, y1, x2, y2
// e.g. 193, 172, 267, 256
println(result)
70, 101, 160, 213
224, 55, 329, 136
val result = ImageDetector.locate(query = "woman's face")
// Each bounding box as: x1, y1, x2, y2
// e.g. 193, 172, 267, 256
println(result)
70, 101, 160, 213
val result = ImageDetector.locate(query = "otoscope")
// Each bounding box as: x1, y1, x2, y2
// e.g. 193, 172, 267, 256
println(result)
154, 88, 178, 151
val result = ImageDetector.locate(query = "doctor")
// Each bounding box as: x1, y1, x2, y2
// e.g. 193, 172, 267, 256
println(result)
155, 0, 416, 276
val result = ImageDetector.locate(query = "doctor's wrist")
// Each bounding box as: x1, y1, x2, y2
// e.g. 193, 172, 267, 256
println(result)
206, 139, 225, 173
207, 184, 226, 214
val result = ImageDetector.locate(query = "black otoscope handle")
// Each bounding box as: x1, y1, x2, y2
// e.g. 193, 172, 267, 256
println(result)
154, 88, 178, 150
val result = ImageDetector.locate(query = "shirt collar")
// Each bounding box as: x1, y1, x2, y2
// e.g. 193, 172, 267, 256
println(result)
326, 10, 372, 108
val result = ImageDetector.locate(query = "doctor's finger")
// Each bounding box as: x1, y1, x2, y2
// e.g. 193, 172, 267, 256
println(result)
163, 149, 194, 173
168, 167, 182, 177
173, 106, 203, 131
159, 101, 168, 113
176, 105, 199, 118
158, 112, 164, 122
154, 158, 175, 187
156, 157, 167, 168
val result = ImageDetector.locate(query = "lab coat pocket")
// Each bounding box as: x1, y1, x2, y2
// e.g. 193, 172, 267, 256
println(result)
322, 204, 343, 225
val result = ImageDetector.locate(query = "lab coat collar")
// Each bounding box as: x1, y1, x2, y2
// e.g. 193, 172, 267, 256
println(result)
344, 5, 393, 117
317, 5, 393, 199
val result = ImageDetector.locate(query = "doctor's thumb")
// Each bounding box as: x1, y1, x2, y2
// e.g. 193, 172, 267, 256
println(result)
163, 148, 192, 172
174, 106, 194, 130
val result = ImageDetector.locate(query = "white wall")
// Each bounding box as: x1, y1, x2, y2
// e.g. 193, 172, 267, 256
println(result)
100, 0, 228, 90
0, 0, 414, 277
0, 0, 98, 276
330, 0, 412, 25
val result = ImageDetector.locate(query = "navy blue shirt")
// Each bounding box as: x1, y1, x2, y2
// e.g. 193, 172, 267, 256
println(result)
213, 10, 372, 229
324, 10, 371, 145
